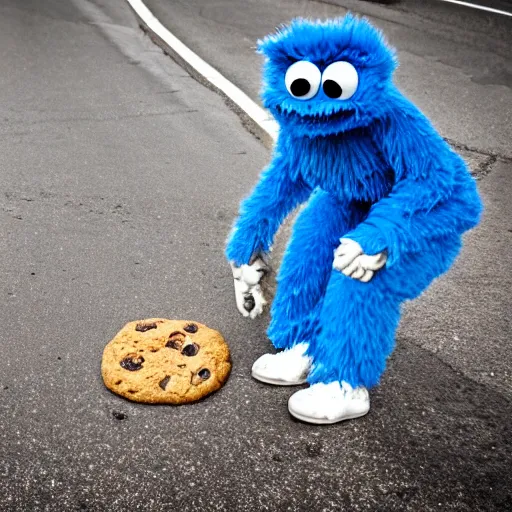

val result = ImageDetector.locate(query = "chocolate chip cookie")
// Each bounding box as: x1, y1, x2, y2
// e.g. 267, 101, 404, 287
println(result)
102, 319, 231, 404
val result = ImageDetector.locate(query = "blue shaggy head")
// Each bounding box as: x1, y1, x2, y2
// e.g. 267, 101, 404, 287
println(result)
258, 15, 397, 136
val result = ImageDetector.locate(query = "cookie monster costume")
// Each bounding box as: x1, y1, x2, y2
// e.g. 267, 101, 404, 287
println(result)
226, 15, 482, 424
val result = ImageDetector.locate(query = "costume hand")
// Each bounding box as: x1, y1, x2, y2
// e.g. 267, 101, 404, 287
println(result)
230, 258, 268, 318
333, 238, 387, 283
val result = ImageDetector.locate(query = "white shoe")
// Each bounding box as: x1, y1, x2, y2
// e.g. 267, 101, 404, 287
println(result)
251, 342, 312, 386
288, 381, 370, 424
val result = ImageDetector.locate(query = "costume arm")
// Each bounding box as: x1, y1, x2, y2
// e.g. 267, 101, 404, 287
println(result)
225, 143, 312, 266
345, 99, 482, 267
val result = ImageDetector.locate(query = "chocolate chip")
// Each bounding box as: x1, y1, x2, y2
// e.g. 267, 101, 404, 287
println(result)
243, 294, 255, 312
112, 411, 126, 420
159, 376, 171, 390
166, 339, 182, 350
120, 355, 145, 371
166, 332, 185, 350
181, 343, 199, 357
135, 322, 157, 332
198, 369, 211, 380
184, 323, 198, 333
178, 364, 186, 368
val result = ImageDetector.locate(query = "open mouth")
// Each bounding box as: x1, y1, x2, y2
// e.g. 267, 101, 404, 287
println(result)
275, 105, 355, 122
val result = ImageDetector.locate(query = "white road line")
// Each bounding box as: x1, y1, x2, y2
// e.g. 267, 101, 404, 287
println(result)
437, 0, 512, 17
125, 0, 279, 142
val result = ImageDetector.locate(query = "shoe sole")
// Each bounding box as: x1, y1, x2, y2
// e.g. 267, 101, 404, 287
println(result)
251, 371, 307, 386
288, 407, 369, 425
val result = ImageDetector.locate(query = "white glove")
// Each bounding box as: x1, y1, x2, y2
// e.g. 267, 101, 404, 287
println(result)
230, 258, 268, 319
333, 238, 387, 283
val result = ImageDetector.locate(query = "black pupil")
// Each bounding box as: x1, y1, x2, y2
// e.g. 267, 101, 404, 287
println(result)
323, 79, 342, 99
290, 78, 311, 97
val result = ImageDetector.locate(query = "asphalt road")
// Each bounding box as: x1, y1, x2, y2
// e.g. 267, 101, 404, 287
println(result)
0, 0, 510, 511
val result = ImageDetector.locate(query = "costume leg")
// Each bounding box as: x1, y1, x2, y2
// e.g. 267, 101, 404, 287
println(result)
307, 234, 462, 389
267, 190, 366, 350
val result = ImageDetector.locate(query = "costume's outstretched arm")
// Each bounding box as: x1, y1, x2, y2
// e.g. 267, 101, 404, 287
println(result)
226, 144, 312, 266
344, 101, 482, 268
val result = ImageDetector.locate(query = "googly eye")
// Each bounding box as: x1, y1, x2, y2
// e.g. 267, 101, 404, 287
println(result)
321, 61, 359, 100
285, 61, 321, 100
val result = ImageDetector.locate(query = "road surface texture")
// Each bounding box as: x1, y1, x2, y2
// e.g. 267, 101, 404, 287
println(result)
0, 0, 510, 511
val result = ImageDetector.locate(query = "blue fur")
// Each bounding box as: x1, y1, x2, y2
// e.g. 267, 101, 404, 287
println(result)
226, 16, 482, 389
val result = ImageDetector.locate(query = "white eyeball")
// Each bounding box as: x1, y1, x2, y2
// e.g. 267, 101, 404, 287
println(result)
321, 61, 359, 100
285, 61, 321, 100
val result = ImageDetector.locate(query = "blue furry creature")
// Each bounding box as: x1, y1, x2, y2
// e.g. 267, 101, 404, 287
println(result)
226, 15, 482, 424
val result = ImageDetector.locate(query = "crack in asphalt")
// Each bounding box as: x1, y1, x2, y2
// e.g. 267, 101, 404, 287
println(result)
445, 137, 511, 160
446, 137, 510, 179
473, 154, 498, 179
